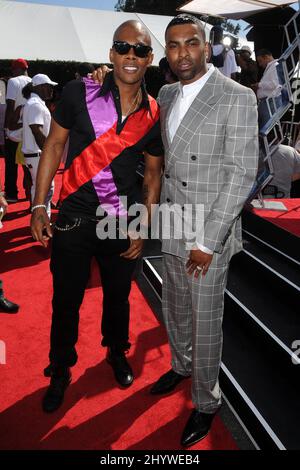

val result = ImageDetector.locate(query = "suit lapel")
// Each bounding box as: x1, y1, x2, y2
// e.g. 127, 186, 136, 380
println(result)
168, 69, 225, 159
161, 84, 181, 150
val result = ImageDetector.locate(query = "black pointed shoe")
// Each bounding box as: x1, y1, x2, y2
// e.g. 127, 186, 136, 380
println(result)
181, 409, 216, 447
42, 367, 71, 413
0, 295, 19, 313
44, 363, 54, 377
150, 369, 190, 395
106, 347, 133, 387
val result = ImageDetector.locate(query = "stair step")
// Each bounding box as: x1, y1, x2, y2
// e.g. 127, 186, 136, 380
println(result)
227, 252, 300, 359
222, 296, 300, 449
242, 209, 300, 264
242, 235, 300, 290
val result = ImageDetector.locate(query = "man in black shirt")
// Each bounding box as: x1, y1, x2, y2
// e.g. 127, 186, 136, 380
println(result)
31, 20, 163, 413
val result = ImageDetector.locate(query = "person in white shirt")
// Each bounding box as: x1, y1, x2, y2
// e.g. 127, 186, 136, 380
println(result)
251, 49, 282, 129
265, 144, 300, 198
4, 58, 31, 202
0, 182, 19, 314
22, 74, 57, 218
209, 25, 238, 80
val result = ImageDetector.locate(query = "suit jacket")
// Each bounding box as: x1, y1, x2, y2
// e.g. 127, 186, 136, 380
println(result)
158, 68, 259, 259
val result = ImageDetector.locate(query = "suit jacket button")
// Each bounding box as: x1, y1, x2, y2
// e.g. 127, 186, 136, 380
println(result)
166, 198, 171, 203
182, 182, 187, 187
165, 174, 170, 179
191, 155, 197, 161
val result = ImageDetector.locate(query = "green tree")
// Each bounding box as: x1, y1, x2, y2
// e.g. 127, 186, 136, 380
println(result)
115, 0, 184, 15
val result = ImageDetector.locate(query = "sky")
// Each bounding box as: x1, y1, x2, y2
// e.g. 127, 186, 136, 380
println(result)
10, 0, 117, 10
10, 0, 299, 11
8, 0, 299, 38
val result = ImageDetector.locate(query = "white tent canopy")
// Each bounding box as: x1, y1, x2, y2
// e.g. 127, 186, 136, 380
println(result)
179, 0, 296, 20
0, 0, 254, 63
0, 0, 172, 64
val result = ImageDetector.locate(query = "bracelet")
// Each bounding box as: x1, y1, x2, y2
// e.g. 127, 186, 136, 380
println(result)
31, 204, 47, 212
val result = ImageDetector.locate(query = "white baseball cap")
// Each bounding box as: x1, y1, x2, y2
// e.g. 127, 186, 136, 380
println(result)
32, 73, 58, 87
240, 45, 252, 54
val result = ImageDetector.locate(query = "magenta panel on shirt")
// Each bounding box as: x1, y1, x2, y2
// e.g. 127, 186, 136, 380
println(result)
83, 77, 118, 139
92, 165, 127, 216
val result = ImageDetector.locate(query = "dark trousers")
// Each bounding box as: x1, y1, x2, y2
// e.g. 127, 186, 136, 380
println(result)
49, 215, 137, 367
4, 138, 18, 198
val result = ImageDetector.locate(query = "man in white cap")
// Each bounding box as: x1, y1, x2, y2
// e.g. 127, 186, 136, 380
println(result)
22, 74, 58, 217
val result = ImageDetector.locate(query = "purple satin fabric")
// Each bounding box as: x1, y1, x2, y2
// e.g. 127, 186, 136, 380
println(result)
83, 77, 117, 139
84, 78, 123, 211
92, 165, 127, 216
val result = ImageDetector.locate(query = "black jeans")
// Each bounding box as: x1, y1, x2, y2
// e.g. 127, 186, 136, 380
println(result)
49, 215, 137, 367
4, 138, 18, 198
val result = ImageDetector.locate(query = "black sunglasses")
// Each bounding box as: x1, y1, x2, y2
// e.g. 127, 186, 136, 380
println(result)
113, 41, 153, 58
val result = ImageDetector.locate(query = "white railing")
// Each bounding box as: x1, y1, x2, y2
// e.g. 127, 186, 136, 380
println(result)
254, 8, 300, 203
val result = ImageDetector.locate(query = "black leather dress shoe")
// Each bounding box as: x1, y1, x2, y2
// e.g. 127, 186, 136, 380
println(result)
150, 369, 190, 395
181, 409, 216, 447
0, 295, 19, 313
44, 363, 54, 377
42, 368, 71, 413
106, 348, 133, 387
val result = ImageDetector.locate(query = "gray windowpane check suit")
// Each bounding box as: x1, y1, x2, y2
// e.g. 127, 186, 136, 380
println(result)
158, 68, 259, 413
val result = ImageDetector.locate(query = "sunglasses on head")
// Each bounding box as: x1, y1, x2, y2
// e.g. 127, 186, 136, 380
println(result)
113, 41, 153, 58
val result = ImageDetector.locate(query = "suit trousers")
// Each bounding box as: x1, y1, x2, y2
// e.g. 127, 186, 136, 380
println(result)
49, 214, 137, 367
25, 156, 54, 218
162, 249, 230, 413
4, 138, 18, 198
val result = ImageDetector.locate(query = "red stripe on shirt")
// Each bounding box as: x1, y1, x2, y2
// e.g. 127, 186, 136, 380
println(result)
60, 100, 159, 202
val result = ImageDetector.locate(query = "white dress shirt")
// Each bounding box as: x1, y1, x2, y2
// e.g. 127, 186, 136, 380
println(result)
212, 45, 238, 78
257, 59, 282, 100
168, 65, 215, 254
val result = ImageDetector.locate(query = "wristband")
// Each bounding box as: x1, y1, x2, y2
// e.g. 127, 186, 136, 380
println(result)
31, 204, 47, 212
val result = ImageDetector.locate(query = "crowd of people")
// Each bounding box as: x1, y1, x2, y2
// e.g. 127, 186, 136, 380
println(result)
1, 15, 300, 448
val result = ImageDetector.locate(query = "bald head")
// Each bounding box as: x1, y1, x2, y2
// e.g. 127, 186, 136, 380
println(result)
113, 20, 151, 46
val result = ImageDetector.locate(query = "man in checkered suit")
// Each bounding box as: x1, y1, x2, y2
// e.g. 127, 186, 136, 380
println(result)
150, 14, 259, 447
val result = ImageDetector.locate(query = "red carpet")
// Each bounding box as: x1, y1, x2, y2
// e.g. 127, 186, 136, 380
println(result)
0, 157, 237, 450
252, 199, 300, 237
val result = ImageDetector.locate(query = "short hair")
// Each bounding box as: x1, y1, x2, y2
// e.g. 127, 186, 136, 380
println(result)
77, 62, 95, 77
165, 14, 206, 42
158, 57, 169, 73
211, 25, 223, 34
210, 25, 223, 44
256, 49, 273, 57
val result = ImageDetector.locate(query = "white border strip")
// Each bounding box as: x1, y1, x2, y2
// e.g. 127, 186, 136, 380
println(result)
226, 290, 300, 365
243, 230, 300, 266
221, 363, 286, 450
243, 248, 300, 292
144, 258, 163, 284
142, 259, 162, 301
